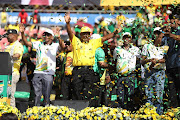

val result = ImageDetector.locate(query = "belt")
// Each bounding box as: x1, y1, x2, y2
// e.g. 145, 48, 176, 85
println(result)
75, 66, 93, 69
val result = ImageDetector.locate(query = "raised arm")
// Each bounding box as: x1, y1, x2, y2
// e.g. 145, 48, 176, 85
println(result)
64, 12, 73, 42
54, 26, 65, 50
19, 23, 32, 47
168, 33, 180, 42
164, 26, 180, 42
101, 26, 122, 43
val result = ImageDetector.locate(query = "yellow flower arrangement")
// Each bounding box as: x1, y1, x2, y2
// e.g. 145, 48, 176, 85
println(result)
0, 102, 21, 119
1, 101, 180, 120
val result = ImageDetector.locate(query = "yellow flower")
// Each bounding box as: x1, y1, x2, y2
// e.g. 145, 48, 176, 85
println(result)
172, 108, 179, 113
69, 117, 73, 120
167, 112, 174, 117
120, 116, 123, 120
62, 111, 65, 115
57, 109, 61, 114
151, 114, 157, 120
86, 114, 91, 119
76, 115, 79, 120
103, 108, 107, 113
65, 111, 70, 118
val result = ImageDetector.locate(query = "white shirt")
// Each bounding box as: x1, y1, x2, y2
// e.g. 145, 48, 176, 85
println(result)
32, 41, 59, 75
141, 43, 169, 70
113, 45, 141, 75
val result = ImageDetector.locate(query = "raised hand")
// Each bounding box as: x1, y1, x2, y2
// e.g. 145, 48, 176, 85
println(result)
117, 24, 123, 33
55, 26, 61, 38
64, 12, 71, 24
19, 23, 25, 33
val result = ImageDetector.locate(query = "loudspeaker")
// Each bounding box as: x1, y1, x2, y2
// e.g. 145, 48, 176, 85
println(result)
0, 52, 12, 75
52, 100, 89, 111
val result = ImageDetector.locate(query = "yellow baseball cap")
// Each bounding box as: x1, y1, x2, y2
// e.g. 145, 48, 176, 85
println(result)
80, 26, 91, 33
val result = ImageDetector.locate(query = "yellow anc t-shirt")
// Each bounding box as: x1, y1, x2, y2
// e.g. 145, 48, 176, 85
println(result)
116, 15, 126, 25
1, 12, 7, 23
5, 41, 24, 75
65, 51, 73, 76
71, 35, 103, 66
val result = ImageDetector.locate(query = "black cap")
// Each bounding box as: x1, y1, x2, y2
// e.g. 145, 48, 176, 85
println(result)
6, 29, 18, 35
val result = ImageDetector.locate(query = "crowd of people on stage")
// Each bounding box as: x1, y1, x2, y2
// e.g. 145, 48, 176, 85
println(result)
0, 6, 180, 115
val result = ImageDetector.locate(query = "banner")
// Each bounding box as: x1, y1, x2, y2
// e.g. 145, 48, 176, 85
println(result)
100, 0, 180, 6
0, 0, 100, 5
7, 12, 136, 26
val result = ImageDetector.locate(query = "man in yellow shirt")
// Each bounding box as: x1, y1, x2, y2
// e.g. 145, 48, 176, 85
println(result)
0, 8, 8, 28
64, 12, 121, 100
4, 29, 24, 107
116, 13, 126, 26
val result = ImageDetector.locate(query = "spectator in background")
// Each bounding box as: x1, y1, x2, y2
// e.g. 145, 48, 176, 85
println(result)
163, 10, 172, 24
93, 22, 100, 34
4, 29, 24, 107
146, 4, 156, 25
154, 12, 163, 26
0, 8, 9, 29
29, 10, 41, 32
116, 13, 126, 27
18, 9, 28, 26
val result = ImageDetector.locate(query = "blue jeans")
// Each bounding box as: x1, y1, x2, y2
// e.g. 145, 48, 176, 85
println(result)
145, 69, 165, 115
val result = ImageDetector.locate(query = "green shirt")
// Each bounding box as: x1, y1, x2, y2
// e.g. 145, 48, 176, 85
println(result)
93, 47, 105, 77
23, 45, 28, 54
93, 27, 98, 34
108, 24, 115, 33
23, 38, 30, 54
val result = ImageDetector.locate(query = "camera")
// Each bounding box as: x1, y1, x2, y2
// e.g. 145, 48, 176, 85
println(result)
64, 41, 70, 45
0, 33, 8, 40
0, 33, 8, 38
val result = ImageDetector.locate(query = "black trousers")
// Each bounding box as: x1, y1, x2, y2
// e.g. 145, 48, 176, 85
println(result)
166, 67, 180, 108
116, 73, 136, 110
61, 75, 72, 100
71, 66, 96, 100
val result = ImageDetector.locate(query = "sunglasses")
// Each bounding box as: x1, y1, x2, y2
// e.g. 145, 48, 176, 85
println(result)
64, 41, 70, 45
43, 32, 52, 37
